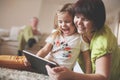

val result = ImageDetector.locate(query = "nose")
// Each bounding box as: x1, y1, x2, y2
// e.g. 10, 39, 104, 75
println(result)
61, 22, 67, 28
77, 19, 83, 25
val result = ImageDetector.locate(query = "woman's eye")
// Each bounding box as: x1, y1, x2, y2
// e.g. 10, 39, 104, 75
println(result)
75, 16, 79, 19
84, 18, 89, 21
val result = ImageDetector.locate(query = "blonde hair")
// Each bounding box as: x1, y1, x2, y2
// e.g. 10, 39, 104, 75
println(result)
51, 3, 75, 39
53, 13, 58, 29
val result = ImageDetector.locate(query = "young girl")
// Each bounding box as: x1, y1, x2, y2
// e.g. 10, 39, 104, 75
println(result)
27, 3, 91, 73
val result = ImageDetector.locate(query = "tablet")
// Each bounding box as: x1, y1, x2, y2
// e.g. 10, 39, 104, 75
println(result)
23, 50, 57, 75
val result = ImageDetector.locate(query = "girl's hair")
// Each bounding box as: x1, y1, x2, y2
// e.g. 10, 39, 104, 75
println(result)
53, 13, 58, 29
74, 0, 106, 31
59, 3, 75, 22
52, 3, 75, 39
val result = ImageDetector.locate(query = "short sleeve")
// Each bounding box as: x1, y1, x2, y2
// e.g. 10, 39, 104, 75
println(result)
91, 35, 108, 60
90, 25, 118, 72
45, 35, 54, 45
91, 26, 117, 61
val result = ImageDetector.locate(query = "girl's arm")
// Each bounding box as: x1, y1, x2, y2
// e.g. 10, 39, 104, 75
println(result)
24, 43, 53, 66
36, 43, 53, 58
82, 50, 92, 73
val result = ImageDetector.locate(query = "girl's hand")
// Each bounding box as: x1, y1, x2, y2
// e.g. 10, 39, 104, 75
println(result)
24, 58, 31, 67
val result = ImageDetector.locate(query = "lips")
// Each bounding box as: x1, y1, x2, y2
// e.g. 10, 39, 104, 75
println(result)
77, 26, 85, 33
62, 28, 70, 34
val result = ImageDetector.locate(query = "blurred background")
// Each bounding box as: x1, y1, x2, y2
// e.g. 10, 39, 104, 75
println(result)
0, 0, 119, 32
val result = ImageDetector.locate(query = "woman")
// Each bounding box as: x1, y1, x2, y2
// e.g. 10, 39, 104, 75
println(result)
46, 0, 120, 80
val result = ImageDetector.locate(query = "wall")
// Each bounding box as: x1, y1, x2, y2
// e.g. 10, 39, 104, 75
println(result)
0, 0, 77, 33
38, 0, 77, 33
38, 0, 59, 33
0, 0, 42, 29
106, 8, 120, 45
0, 0, 120, 34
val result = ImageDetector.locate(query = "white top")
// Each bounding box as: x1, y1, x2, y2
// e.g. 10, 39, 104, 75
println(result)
45, 33, 89, 70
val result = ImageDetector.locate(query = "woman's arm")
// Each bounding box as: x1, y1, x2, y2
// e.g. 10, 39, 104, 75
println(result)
95, 53, 111, 79
36, 43, 53, 58
73, 53, 111, 80
46, 53, 111, 80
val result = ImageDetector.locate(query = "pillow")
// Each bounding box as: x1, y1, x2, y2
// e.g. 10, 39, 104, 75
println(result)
0, 29, 9, 37
9, 27, 20, 41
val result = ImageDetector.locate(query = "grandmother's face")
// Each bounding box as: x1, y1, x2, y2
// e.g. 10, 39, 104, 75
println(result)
74, 13, 93, 35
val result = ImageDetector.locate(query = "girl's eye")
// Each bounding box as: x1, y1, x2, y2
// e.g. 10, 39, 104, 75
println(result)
58, 20, 62, 24
65, 20, 71, 23
59, 21, 71, 24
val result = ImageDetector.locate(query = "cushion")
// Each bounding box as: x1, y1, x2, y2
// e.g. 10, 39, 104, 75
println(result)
9, 27, 20, 41
0, 28, 9, 37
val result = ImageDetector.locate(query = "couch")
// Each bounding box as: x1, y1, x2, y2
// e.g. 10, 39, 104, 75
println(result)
0, 27, 49, 55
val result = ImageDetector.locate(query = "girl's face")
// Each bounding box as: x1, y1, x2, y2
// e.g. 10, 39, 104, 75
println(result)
74, 13, 93, 35
58, 12, 76, 36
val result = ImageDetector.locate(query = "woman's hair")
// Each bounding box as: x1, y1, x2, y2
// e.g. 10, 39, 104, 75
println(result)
52, 3, 75, 39
74, 0, 106, 31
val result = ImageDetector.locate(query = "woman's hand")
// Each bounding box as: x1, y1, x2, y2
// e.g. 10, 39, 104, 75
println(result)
46, 65, 74, 80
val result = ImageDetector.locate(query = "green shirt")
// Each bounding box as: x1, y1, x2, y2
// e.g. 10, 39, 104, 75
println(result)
18, 26, 34, 50
78, 25, 120, 80
90, 25, 120, 80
